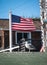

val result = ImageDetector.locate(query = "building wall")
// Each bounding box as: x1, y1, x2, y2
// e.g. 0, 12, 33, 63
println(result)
0, 30, 9, 49
4, 31, 9, 49
31, 31, 42, 51
0, 19, 47, 51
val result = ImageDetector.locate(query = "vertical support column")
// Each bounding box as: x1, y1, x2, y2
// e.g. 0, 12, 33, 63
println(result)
15, 31, 17, 44
28, 32, 31, 52
1, 30, 4, 49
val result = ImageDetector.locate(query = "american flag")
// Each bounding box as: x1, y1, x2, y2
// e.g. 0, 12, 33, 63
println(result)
11, 15, 36, 31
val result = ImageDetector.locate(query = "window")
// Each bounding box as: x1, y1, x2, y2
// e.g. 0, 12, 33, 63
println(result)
17, 33, 28, 43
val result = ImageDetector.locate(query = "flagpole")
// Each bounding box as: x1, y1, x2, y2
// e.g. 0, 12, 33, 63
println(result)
9, 11, 12, 52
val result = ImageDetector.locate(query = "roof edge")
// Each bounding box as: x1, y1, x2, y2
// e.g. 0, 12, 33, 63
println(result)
0, 19, 9, 20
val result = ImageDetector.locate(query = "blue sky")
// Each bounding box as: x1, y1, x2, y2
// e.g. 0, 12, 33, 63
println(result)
0, 0, 40, 18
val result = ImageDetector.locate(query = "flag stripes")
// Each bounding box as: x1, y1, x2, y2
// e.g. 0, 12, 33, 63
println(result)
12, 15, 36, 31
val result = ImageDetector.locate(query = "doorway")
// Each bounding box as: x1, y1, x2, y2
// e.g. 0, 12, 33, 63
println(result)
4, 31, 9, 49
31, 31, 42, 51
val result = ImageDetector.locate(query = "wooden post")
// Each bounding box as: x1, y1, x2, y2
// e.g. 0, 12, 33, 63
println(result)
1, 30, 4, 49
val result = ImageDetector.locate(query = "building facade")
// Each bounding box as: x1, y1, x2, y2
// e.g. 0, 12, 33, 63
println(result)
0, 18, 45, 51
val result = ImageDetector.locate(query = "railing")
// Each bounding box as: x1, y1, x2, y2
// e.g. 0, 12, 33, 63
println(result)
0, 46, 19, 52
